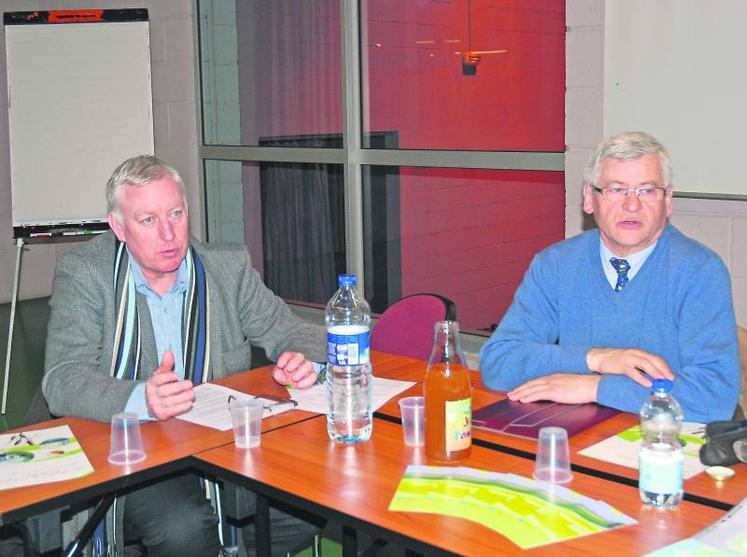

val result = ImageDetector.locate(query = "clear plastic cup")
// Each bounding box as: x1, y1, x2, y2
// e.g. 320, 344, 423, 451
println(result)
230, 399, 264, 449
533, 426, 573, 484
108, 412, 146, 465
399, 396, 425, 447
734, 439, 747, 463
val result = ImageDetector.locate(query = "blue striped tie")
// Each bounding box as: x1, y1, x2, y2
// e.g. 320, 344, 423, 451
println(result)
610, 258, 630, 291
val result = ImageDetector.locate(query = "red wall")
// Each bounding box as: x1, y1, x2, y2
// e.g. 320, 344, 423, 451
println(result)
245, 0, 566, 331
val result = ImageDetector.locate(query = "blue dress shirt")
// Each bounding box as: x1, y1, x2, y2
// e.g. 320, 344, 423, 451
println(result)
600, 240, 657, 290
124, 255, 189, 419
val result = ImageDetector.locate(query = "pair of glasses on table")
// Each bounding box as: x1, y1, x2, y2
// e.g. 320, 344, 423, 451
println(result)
227, 394, 298, 415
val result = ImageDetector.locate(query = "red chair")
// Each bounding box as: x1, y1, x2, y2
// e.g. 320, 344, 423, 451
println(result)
370, 293, 457, 360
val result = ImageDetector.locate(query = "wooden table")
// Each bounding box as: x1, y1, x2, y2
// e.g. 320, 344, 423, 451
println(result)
0, 365, 314, 526
368, 352, 747, 508
194, 416, 725, 557
3, 352, 744, 556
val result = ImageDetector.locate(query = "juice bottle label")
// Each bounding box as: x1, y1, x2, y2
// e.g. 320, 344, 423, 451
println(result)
445, 397, 472, 452
327, 325, 370, 365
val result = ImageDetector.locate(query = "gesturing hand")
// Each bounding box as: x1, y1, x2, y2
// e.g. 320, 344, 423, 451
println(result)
586, 348, 674, 387
508, 373, 601, 404
271, 352, 317, 389
145, 350, 195, 420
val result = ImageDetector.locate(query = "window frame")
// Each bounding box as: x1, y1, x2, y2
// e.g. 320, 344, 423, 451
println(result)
196, 1, 565, 351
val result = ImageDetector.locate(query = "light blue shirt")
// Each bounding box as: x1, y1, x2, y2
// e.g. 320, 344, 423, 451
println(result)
124, 255, 189, 419
600, 240, 657, 290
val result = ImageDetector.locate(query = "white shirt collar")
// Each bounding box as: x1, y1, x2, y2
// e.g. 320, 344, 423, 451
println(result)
599, 239, 658, 289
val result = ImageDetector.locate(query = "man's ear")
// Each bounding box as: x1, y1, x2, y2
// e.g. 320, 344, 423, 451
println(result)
582, 183, 594, 215
107, 212, 125, 242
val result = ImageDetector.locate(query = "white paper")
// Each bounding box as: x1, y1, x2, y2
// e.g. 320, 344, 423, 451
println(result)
695, 495, 747, 552
578, 422, 708, 479
645, 496, 747, 555
179, 377, 415, 431
289, 376, 416, 414
0, 425, 94, 490
176, 383, 296, 431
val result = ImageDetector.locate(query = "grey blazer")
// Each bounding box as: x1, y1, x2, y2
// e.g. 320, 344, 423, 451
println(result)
43, 231, 326, 422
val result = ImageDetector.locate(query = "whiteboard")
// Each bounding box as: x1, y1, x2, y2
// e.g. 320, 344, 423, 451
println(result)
604, 0, 747, 199
5, 17, 154, 231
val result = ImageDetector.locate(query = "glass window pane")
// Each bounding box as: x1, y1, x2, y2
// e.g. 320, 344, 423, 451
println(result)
198, 0, 342, 146
363, 166, 565, 335
205, 159, 346, 306
361, 1, 565, 151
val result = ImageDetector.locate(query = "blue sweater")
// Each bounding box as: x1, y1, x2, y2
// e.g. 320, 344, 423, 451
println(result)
479, 224, 739, 423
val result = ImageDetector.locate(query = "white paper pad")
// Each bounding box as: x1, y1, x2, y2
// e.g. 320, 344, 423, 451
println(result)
0, 424, 94, 490
289, 376, 416, 414
177, 383, 296, 431
179, 377, 416, 431
578, 422, 708, 479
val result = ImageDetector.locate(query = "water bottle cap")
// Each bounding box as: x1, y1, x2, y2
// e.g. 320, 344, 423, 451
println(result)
652, 378, 673, 393
338, 273, 356, 287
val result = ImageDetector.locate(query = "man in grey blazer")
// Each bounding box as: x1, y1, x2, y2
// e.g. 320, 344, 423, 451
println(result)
43, 155, 326, 556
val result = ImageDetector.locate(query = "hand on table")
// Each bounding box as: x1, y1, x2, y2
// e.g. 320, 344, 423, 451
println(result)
507, 373, 601, 404
271, 351, 317, 389
586, 348, 674, 387
145, 350, 195, 420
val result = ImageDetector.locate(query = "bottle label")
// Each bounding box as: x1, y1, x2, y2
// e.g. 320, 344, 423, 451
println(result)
639, 448, 683, 495
445, 397, 472, 452
327, 325, 370, 366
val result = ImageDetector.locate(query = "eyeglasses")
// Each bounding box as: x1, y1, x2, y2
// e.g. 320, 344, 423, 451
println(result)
227, 394, 298, 415
591, 185, 669, 202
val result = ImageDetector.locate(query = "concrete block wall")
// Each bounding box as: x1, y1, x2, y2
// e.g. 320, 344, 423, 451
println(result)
0, 0, 200, 303
566, 0, 747, 326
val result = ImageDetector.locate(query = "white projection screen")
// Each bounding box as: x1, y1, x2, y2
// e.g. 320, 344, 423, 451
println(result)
5, 9, 154, 235
604, 0, 747, 199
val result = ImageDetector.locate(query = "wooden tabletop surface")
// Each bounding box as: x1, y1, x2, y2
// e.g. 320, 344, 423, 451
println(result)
3, 349, 744, 556
369, 352, 747, 508
194, 416, 725, 557
0, 366, 315, 524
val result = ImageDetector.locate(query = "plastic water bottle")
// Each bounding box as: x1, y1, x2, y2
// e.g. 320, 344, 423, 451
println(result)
325, 274, 373, 443
638, 378, 684, 509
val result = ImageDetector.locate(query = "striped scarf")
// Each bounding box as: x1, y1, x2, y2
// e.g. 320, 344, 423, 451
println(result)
93, 239, 211, 557
110, 239, 211, 384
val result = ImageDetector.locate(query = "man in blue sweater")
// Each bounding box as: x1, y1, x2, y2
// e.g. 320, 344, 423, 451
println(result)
479, 131, 740, 423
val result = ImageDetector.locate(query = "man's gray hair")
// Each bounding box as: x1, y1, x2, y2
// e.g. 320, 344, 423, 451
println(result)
583, 131, 673, 188
106, 155, 186, 218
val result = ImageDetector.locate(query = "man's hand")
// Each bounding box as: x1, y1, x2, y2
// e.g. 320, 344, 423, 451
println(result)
271, 352, 317, 389
586, 348, 674, 387
145, 351, 195, 420
508, 373, 601, 404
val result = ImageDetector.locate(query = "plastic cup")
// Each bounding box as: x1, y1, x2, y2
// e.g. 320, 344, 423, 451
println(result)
533, 426, 573, 484
230, 399, 264, 449
399, 396, 425, 447
734, 439, 747, 463
108, 412, 146, 465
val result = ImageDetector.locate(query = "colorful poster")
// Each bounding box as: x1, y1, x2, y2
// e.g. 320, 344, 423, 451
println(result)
389, 465, 636, 549
0, 424, 94, 490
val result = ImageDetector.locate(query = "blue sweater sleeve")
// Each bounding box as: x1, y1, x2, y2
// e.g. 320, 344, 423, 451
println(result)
479, 251, 593, 391
597, 256, 739, 422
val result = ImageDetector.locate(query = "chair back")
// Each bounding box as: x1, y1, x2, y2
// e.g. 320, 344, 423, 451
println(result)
23, 384, 53, 426
371, 293, 457, 361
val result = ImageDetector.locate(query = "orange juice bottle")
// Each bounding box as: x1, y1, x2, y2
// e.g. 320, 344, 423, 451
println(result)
424, 320, 472, 462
